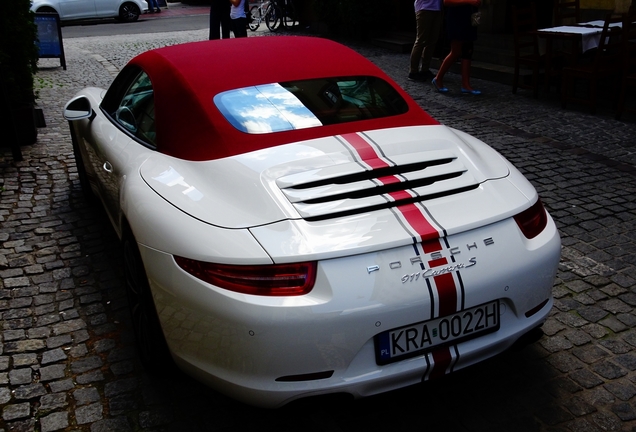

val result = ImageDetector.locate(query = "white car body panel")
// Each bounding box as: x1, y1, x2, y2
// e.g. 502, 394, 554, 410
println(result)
140, 214, 559, 407
140, 125, 513, 230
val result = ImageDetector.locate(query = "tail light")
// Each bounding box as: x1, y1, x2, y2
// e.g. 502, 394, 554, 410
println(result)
514, 199, 548, 239
174, 257, 316, 296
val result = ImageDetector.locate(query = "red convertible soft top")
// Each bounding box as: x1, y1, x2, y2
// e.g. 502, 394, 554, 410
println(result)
128, 36, 438, 161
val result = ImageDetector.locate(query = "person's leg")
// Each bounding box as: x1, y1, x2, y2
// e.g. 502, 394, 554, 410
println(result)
232, 17, 248, 37
409, 10, 426, 75
209, 2, 221, 40
460, 41, 477, 91
434, 40, 462, 88
221, 1, 231, 38
421, 11, 443, 74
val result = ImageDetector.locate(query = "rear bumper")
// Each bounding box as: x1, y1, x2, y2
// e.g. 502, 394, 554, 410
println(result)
140, 215, 560, 407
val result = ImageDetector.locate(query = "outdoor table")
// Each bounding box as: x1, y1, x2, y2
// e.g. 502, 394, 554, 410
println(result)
534, 21, 622, 91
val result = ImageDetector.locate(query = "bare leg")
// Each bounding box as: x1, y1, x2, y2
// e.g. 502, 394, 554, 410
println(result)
461, 59, 473, 90
434, 41, 463, 88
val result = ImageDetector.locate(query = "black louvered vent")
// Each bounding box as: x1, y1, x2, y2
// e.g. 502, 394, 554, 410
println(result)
278, 154, 480, 221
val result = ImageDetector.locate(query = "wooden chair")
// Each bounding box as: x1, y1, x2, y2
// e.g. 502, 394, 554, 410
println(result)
553, 0, 580, 25
512, 3, 543, 98
616, 11, 636, 119
561, 14, 625, 114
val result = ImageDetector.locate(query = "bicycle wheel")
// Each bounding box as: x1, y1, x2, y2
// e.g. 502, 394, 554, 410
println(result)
248, 5, 260, 31
281, 13, 298, 29
265, 4, 281, 32
281, 1, 298, 29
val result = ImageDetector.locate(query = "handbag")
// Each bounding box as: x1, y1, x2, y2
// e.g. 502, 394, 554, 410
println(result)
471, 11, 481, 26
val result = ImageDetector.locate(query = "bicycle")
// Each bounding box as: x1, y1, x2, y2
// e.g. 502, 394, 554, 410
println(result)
248, 0, 270, 32
264, 0, 298, 32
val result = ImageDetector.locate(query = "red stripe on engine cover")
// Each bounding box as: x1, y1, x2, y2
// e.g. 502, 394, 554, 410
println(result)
341, 132, 390, 170
342, 132, 462, 378
388, 190, 413, 201
340, 133, 441, 242
396, 204, 439, 242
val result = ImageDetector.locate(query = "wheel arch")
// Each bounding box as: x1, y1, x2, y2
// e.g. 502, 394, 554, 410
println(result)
35, 5, 59, 14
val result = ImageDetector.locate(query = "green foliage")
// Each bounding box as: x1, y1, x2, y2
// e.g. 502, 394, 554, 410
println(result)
313, 0, 386, 39
0, 0, 39, 106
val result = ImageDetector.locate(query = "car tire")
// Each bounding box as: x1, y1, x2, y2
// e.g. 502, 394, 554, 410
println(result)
118, 3, 140, 22
123, 229, 175, 374
68, 122, 95, 202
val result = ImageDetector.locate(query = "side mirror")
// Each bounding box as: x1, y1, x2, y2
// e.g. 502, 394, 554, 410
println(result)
63, 96, 95, 121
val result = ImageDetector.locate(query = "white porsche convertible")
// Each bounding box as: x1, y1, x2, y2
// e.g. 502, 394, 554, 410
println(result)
64, 36, 561, 408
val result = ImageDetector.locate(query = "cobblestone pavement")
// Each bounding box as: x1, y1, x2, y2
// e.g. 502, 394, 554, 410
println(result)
1, 24, 636, 432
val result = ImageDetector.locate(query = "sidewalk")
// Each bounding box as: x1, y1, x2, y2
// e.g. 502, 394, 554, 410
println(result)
1, 25, 635, 432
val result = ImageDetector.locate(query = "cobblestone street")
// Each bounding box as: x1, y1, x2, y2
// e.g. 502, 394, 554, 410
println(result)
1, 25, 636, 432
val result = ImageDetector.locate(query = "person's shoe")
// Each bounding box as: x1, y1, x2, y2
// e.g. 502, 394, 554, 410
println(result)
156, 8, 161, 12
432, 78, 449, 93
461, 88, 481, 95
148, 9, 155, 12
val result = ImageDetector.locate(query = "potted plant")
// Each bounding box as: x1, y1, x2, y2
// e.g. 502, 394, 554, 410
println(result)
0, 0, 39, 153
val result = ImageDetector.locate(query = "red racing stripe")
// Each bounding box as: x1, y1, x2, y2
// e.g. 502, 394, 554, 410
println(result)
395, 203, 440, 242
378, 175, 401, 185
430, 347, 452, 380
341, 133, 390, 170
433, 273, 458, 317
388, 190, 413, 201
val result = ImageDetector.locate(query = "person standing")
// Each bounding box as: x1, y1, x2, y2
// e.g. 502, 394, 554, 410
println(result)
148, 0, 161, 13
432, 0, 481, 94
409, 0, 443, 81
230, 0, 248, 38
209, 0, 231, 40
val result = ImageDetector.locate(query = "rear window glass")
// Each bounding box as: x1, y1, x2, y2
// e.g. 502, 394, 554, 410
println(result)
214, 76, 409, 134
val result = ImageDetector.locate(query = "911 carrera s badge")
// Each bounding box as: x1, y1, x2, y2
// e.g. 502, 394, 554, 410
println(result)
401, 257, 477, 283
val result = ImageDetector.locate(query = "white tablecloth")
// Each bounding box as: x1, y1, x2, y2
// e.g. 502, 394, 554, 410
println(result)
537, 26, 603, 52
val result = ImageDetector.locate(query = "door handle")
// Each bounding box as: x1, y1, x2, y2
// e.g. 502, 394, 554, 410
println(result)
103, 161, 113, 173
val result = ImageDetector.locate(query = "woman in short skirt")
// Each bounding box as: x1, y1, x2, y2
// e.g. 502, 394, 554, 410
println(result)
432, 0, 482, 94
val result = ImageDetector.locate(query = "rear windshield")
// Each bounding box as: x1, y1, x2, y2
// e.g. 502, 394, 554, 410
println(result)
214, 76, 409, 134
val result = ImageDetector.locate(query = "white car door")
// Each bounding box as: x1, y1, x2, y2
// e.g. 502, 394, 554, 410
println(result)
58, 0, 97, 19
93, 0, 118, 18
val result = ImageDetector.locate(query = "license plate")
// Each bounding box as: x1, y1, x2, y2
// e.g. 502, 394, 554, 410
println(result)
375, 300, 500, 365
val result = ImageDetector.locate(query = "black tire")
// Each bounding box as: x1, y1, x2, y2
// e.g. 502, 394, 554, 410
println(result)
68, 122, 94, 202
248, 5, 260, 31
265, 4, 281, 31
119, 2, 140, 22
123, 230, 174, 374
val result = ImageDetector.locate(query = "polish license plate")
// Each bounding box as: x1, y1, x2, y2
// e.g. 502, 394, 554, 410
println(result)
375, 300, 500, 365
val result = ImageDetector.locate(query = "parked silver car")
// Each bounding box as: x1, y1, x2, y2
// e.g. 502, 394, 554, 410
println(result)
31, 0, 148, 22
